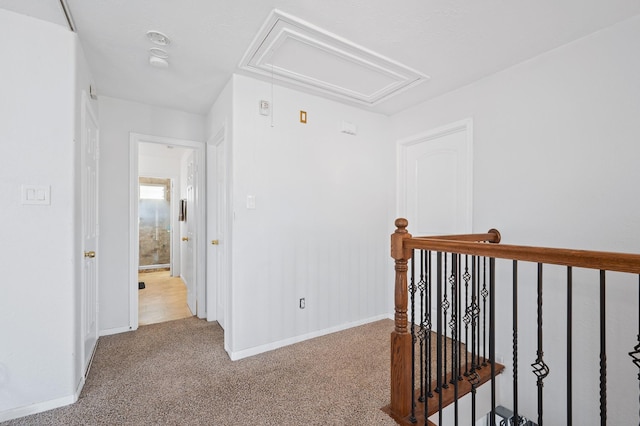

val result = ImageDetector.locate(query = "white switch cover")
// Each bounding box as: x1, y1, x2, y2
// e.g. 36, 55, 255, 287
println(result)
259, 100, 270, 116
22, 185, 50, 205
246, 195, 256, 209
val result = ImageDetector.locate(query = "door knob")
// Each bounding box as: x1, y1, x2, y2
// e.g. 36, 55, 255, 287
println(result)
84, 251, 96, 258
182, 237, 189, 242
211, 240, 219, 245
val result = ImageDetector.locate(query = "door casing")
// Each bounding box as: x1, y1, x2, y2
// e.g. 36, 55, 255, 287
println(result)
129, 133, 206, 330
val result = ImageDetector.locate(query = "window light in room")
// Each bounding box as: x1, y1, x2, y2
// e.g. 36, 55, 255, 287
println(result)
140, 185, 165, 200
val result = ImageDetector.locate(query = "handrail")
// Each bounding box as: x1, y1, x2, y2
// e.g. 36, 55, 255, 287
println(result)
396, 220, 640, 274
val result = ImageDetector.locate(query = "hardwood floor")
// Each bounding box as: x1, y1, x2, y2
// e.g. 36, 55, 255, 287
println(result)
138, 270, 193, 326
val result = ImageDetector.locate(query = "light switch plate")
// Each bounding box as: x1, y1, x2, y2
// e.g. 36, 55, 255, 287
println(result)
22, 185, 50, 205
246, 195, 256, 209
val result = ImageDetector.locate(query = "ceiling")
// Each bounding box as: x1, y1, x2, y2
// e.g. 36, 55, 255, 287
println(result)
2, 0, 639, 116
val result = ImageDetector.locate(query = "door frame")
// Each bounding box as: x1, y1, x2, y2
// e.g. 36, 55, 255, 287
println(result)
129, 133, 206, 330
396, 118, 474, 233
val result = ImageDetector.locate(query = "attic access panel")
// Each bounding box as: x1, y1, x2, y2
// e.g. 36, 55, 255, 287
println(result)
239, 10, 430, 106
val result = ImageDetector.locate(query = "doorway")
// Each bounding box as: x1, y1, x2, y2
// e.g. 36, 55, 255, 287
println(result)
397, 118, 473, 235
129, 133, 206, 330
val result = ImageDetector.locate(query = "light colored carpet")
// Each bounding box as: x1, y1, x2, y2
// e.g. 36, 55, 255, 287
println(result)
5, 318, 398, 425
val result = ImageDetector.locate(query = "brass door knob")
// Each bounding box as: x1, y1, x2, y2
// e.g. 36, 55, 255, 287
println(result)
182, 237, 189, 242
211, 240, 219, 245
84, 251, 96, 258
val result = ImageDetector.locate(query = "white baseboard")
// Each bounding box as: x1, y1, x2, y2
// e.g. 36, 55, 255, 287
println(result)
99, 325, 132, 337
228, 314, 390, 361
0, 393, 77, 423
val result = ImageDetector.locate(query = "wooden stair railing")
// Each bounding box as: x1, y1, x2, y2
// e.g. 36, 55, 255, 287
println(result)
385, 218, 640, 426
387, 218, 503, 424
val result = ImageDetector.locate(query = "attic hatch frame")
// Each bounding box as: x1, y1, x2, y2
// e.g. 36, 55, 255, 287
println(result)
238, 9, 430, 107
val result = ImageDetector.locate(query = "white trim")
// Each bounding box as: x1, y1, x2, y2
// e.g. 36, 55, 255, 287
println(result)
396, 118, 474, 233
129, 133, 206, 330
238, 9, 429, 106
99, 325, 132, 337
129, 136, 139, 330
0, 393, 77, 422
228, 314, 389, 361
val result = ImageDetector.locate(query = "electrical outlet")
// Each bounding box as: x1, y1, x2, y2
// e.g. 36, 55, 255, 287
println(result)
299, 298, 305, 309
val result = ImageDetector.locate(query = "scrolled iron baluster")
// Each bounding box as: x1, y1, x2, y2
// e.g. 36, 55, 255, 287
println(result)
629, 275, 640, 424
469, 255, 480, 423
531, 263, 549, 426
417, 250, 427, 405
409, 250, 417, 424
513, 260, 520, 426
599, 270, 607, 426
442, 254, 450, 390
426, 251, 433, 399
481, 257, 488, 366
448, 254, 458, 386
463, 257, 472, 377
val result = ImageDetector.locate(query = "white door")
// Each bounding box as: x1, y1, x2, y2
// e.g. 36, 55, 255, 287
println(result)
81, 94, 99, 375
207, 133, 227, 328
399, 120, 472, 235
183, 152, 196, 314
214, 144, 227, 328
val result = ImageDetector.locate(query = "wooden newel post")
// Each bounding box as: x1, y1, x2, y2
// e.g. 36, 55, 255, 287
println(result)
390, 218, 412, 418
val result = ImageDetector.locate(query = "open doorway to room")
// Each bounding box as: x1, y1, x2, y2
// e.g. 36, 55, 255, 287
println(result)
137, 176, 192, 325
130, 134, 206, 329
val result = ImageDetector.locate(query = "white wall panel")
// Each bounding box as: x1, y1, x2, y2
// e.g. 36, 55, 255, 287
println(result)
0, 9, 78, 420
226, 75, 395, 355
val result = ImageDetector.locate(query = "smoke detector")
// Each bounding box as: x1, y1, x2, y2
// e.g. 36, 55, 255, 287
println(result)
146, 30, 170, 46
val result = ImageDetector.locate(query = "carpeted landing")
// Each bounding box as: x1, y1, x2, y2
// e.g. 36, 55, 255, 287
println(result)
5, 318, 398, 425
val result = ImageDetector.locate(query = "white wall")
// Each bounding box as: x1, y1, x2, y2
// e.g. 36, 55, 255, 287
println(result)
391, 15, 640, 424
211, 74, 396, 358
0, 9, 93, 420
97, 97, 205, 333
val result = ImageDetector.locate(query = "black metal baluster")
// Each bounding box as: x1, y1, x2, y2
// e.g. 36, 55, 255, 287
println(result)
437, 252, 444, 425
449, 254, 458, 386
409, 250, 417, 423
476, 257, 482, 369
513, 260, 520, 425
442, 254, 450, 390
424, 251, 432, 425
463, 256, 471, 377
458, 257, 464, 382
427, 251, 433, 400
489, 257, 496, 426
482, 257, 488, 366
599, 270, 607, 426
450, 254, 459, 425
418, 250, 427, 406
628, 275, 640, 424
567, 267, 573, 426
531, 263, 549, 426
469, 255, 480, 423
